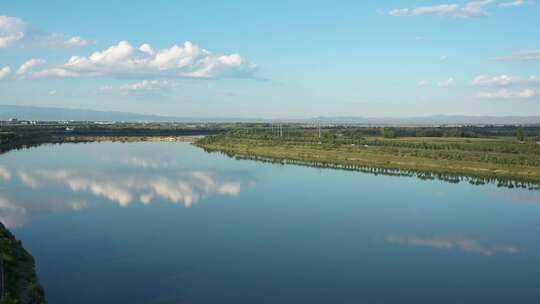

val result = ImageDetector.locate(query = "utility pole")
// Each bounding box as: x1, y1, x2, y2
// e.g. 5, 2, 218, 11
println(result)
318, 122, 321, 139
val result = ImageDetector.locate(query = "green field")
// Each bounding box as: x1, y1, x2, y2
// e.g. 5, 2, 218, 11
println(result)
196, 131, 540, 186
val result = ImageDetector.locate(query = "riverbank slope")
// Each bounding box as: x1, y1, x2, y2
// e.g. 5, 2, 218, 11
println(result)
0, 223, 45, 304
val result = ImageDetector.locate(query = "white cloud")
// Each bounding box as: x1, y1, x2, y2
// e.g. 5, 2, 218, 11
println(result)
0, 66, 11, 80
120, 79, 170, 92
438, 78, 454, 87
100, 80, 172, 96
472, 74, 540, 86
472, 74, 516, 86
477, 88, 536, 99
418, 80, 429, 86
99, 85, 114, 92
0, 16, 25, 48
30, 40, 257, 79
16, 58, 46, 76
498, 0, 530, 7
29, 68, 79, 79
0, 15, 89, 49
49, 90, 57, 95
64, 36, 90, 47
389, 0, 493, 17
496, 50, 540, 61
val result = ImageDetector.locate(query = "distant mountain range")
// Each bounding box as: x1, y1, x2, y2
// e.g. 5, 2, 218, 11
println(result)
2, 104, 540, 125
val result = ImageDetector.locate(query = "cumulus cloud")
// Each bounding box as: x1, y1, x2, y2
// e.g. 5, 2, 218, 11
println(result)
472, 75, 540, 86
30, 40, 257, 80
0, 16, 25, 48
49, 90, 57, 95
477, 88, 536, 99
389, 0, 493, 17
418, 80, 429, 86
0, 15, 89, 49
438, 77, 454, 87
16, 58, 46, 76
0, 66, 11, 80
496, 50, 540, 61
386, 233, 521, 256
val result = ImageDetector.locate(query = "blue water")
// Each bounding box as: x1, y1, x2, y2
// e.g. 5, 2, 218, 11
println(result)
1, 142, 539, 303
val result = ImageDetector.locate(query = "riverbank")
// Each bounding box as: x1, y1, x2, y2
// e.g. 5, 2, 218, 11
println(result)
0, 223, 45, 304
195, 134, 540, 186
0, 123, 227, 155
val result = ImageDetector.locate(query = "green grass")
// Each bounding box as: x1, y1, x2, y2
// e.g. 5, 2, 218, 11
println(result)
196, 134, 540, 185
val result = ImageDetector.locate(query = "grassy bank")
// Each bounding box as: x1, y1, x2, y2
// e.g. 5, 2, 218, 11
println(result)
196, 133, 540, 185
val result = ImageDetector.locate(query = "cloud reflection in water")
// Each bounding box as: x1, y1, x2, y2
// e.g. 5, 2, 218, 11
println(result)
0, 157, 254, 227
17, 169, 245, 208
386, 233, 520, 256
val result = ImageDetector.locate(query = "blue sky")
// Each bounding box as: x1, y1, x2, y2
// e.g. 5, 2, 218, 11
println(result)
1, 0, 539, 118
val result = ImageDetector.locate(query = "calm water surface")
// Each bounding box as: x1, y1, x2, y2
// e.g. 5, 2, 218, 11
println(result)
1, 142, 539, 303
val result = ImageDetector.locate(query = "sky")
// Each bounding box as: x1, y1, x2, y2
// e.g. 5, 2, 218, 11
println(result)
0, 0, 539, 118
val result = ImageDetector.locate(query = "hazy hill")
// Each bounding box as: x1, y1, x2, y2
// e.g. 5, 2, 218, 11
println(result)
2, 104, 540, 125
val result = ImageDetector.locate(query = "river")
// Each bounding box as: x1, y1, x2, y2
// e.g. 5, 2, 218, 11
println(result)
1, 141, 539, 303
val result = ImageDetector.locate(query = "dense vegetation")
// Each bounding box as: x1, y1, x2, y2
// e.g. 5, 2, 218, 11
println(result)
0, 223, 45, 304
196, 125, 540, 186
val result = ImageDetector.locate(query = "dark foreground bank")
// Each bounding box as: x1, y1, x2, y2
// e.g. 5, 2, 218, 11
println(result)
0, 223, 45, 304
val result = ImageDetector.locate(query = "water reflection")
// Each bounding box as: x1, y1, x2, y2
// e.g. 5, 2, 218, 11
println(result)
122, 156, 171, 169
0, 154, 254, 228
496, 190, 540, 204
385, 233, 520, 256
16, 168, 245, 207
0, 195, 87, 228
217, 152, 540, 190
0, 165, 11, 180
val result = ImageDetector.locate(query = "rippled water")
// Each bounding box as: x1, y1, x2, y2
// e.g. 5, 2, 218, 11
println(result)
1, 142, 539, 303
